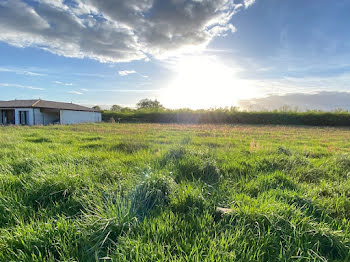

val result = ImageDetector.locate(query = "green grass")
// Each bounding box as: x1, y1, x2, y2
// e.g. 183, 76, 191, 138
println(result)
0, 123, 349, 261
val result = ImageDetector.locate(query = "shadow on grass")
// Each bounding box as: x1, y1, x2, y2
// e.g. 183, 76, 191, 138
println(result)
110, 142, 150, 154
26, 137, 52, 143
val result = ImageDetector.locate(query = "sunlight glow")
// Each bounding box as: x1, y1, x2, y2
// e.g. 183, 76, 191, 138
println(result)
160, 56, 257, 109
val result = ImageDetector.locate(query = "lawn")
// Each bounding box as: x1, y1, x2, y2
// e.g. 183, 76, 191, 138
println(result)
0, 123, 349, 261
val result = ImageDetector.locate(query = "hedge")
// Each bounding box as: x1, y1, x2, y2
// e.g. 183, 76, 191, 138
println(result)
102, 111, 350, 126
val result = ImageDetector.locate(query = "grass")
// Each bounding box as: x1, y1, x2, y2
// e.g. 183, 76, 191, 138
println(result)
0, 123, 349, 261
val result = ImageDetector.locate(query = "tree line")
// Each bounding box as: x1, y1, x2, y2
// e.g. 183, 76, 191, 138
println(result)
92, 98, 164, 112
94, 98, 350, 126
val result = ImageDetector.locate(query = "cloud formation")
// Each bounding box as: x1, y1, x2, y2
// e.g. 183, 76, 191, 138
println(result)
0, 67, 46, 76
0, 0, 249, 63
118, 70, 137, 76
238, 92, 350, 112
68, 90, 83, 95
54, 81, 74, 86
0, 83, 44, 90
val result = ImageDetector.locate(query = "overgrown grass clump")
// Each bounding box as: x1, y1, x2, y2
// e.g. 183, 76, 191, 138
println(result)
0, 123, 350, 261
162, 147, 221, 184
131, 172, 176, 218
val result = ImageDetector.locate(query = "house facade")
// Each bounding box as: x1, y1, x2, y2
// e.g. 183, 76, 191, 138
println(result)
0, 99, 101, 125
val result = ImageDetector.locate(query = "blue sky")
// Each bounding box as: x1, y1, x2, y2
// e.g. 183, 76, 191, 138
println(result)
0, 0, 350, 109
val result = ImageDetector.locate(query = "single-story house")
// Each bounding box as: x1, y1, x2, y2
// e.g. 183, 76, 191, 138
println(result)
0, 99, 101, 125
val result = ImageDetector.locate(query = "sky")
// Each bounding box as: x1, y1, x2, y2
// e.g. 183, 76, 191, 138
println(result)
0, 0, 350, 109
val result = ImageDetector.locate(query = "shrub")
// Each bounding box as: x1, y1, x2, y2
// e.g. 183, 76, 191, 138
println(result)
102, 110, 350, 126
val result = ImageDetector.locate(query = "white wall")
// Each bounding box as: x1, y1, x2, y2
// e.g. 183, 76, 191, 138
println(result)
60, 110, 101, 124
0, 108, 101, 125
14, 108, 34, 126
33, 108, 43, 125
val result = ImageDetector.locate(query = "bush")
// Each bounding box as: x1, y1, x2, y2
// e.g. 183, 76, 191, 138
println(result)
102, 110, 350, 126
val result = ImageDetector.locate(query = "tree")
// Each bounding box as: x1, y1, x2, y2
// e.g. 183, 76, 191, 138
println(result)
111, 105, 123, 112
136, 98, 164, 110
92, 105, 101, 111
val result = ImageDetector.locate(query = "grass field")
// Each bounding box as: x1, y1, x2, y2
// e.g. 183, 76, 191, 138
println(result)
0, 123, 350, 261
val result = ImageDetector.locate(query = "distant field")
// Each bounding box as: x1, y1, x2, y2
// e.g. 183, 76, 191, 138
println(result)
0, 123, 349, 261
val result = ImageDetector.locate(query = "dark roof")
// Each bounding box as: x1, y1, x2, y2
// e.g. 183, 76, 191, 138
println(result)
0, 99, 99, 112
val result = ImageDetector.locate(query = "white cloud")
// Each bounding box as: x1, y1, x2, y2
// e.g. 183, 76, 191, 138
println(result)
238, 91, 350, 111
23, 71, 45, 76
228, 24, 237, 34
118, 70, 137, 76
73, 73, 109, 78
83, 87, 160, 93
0, 83, 44, 90
68, 90, 83, 95
0, 0, 255, 63
244, 0, 256, 8
0, 67, 46, 76
105, 89, 160, 93
53, 81, 73, 86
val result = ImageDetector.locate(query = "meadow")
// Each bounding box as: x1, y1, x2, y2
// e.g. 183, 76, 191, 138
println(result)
0, 123, 349, 261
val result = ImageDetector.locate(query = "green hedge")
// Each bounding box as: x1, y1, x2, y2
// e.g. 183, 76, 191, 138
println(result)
102, 111, 350, 126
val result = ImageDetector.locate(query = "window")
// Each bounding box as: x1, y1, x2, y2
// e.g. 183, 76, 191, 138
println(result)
19, 111, 28, 125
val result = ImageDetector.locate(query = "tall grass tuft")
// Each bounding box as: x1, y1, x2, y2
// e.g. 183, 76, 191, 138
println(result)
80, 196, 136, 258
162, 147, 221, 184
131, 172, 176, 218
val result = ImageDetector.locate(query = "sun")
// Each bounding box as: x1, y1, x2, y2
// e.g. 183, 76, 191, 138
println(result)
160, 56, 256, 109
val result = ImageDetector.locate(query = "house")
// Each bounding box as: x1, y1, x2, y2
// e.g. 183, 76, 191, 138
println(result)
0, 99, 102, 125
